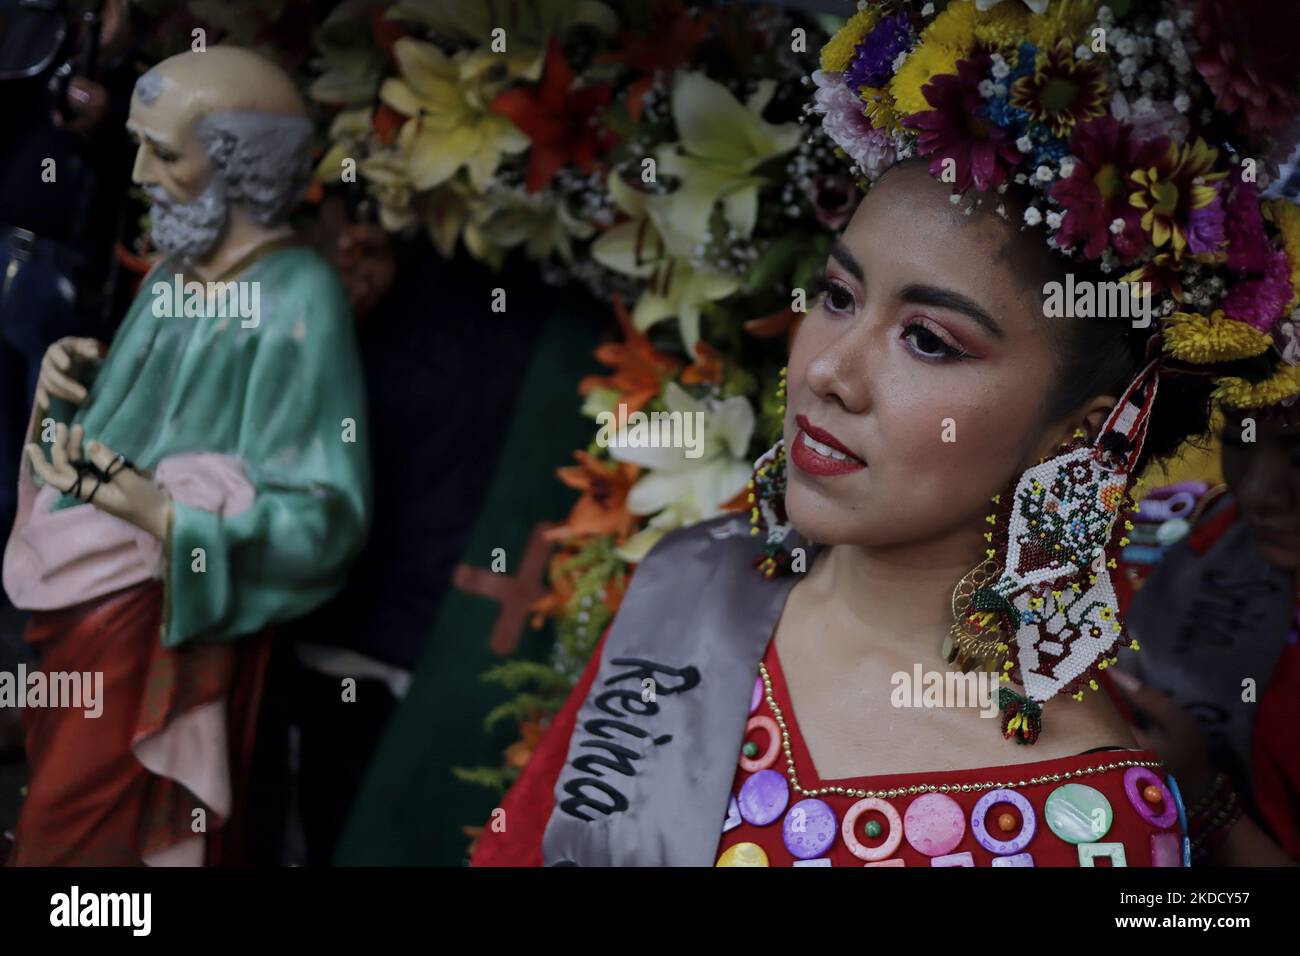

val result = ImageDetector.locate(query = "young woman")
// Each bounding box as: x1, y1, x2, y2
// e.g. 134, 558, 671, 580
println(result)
473, 0, 1300, 867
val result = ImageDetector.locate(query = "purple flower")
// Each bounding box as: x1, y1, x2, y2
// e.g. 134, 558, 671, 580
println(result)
845, 13, 916, 91
1186, 184, 1225, 255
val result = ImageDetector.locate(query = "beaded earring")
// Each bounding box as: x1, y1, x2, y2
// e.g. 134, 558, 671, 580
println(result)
749, 367, 793, 578
961, 362, 1161, 744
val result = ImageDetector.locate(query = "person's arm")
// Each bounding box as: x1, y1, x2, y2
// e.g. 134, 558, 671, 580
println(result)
1110, 669, 1297, 866
471, 630, 609, 867
160, 266, 372, 646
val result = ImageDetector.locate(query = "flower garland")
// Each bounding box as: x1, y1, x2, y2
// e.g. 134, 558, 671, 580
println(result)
311, 2, 845, 800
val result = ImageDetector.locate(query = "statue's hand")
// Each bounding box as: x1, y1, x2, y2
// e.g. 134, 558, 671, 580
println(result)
35, 337, 103, 412
26, 423, 173, 540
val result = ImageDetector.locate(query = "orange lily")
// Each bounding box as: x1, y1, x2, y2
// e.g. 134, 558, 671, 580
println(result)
579, 295, 681, 413
593, 0, 713, 122
680, 340, 726, 385
546, 451, 641, 543
488, 37, 618, 194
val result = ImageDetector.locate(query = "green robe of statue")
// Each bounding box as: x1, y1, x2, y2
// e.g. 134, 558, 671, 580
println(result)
53, 241, 372, 646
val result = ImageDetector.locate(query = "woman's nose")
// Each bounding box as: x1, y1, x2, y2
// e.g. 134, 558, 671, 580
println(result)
803, 320, 873, 416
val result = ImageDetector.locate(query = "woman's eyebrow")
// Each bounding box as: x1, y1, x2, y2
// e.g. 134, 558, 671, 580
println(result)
828, 238, 863, 284
900, 283, 1005, 339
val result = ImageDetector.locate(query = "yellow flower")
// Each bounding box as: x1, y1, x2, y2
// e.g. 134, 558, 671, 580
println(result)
380, 38, 529, 192
859, 85, 905, 134
1213, 365, 1300, 408
1128, 138, 1226, 259
1026, 0, 1101, 50
1263, 199, 1300, 311
891, 39, 964, 115
924, 1, 980, 50
973, 3, 1033, 52
820, 7, 879, 73
1163, 310, 1275, 363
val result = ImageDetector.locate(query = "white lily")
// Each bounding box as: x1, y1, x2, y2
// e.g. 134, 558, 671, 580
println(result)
649, 72, 803, 249
610, 383, 754, 562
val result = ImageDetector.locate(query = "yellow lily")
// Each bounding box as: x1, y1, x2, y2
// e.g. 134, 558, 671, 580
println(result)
380, 38, 530, 192
461, 187, 596, 270
357, 147, 419, 233
315, 107, 374, 184
386, 0, 618, 83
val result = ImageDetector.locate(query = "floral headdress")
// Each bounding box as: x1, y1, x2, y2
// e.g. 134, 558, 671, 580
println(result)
807, 0, 1300, 410
789, 0, 1300, 735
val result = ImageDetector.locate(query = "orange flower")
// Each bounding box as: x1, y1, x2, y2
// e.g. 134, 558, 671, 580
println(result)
546, 451, 640, 543
529, 549, 578, 626
744, 305, 804, 351
579, 295, 681, 413
680, 340, 725, 385
593, 0, 713, 122
488, 38, 617, 193
503, 719, 549, 770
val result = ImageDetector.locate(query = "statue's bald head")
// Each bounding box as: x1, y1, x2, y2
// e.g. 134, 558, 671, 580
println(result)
129, 47, 314, 236
134, 47, 308, 125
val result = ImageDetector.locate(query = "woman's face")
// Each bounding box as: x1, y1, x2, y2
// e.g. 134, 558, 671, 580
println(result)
784, 163, 1081, 554
1221, 407, 1300, 570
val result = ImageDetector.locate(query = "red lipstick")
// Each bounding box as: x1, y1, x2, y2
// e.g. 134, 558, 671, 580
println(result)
791, 414, 866, 476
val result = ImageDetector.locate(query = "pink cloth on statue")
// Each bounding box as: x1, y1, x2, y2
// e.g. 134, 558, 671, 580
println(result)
3, 437, 256, 611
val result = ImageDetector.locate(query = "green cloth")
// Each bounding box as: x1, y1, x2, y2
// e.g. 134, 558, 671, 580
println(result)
59, 245, 371, 647
334, 300, 601, 866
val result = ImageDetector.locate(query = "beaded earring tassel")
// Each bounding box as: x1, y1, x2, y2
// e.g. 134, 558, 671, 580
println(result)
750, 367, 794, 578
970, 364, 1161, 742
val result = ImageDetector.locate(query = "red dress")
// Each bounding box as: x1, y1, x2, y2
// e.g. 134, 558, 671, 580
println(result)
715, 639, 1183, 867
473, 632, 1188, 867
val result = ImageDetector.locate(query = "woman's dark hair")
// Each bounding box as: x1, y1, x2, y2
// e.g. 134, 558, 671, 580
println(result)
998, 182, 1215, 476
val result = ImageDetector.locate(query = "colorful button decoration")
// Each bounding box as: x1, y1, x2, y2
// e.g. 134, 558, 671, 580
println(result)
842, 797, 902, 862
864, 859, 905, 867
737, 769, 789, 826
751, 676, 763, 715
932, 851, 975, 867
722, 794, 741, 834
716, 842, 769, 867
991, 852, 1035, 867
1150, 831, 1181, 867
1123, 766, 1177, 829
971, 788, 1036, 856
782, 798, 837, 860
1166, 773, 1191, 867
794, 858, 831, 867
1045, 784, 1113, 843
1078, 842, 1127, 867
903, 792, 966, 857
738, 715, 781, 773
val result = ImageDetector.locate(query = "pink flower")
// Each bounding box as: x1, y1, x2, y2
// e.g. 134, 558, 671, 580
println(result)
810, 70, 897, 179
904, 56, 1022, 194
1222, 251, 1292, 332
1225, 181, 1272, 274
809, 174, 859, 229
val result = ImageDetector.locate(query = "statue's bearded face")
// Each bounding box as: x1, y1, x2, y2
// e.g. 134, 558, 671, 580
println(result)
126, 82, 228, 260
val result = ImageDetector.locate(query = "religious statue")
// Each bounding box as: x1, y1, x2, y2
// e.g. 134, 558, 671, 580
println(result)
3, 46, 371, 865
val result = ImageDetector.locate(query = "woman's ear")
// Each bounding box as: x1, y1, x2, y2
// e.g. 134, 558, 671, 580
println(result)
1077, 394, 1117, 441
1031, 394, 1118, 462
